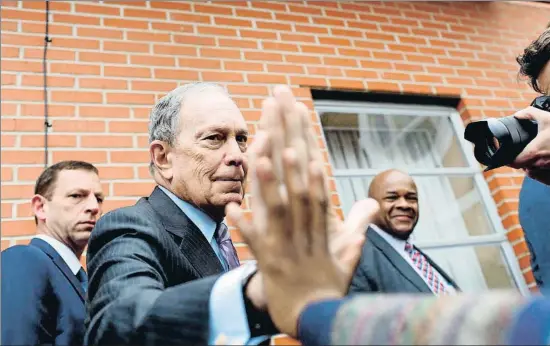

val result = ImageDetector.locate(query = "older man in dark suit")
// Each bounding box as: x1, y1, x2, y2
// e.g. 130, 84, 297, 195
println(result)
349, 169, 460, 295
85, 82, 279, 345
2, 160, 104, 345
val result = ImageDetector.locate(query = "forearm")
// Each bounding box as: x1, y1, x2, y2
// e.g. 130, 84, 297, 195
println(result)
86, 276, 219, 345
86, 214, 220, 345
298, 292, 543, 346
330, 292, 528, 345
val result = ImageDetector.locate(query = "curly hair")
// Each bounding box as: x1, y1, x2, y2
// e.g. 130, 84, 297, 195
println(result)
516, 28, 550, 93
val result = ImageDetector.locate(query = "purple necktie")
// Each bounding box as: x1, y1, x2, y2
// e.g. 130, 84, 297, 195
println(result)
215, 223, 240, 270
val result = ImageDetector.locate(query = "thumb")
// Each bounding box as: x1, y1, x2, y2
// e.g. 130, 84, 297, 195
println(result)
337, 233, 366, 275
344, 198, 380, 235
514, 107, 537, 121
332, 232, 365, 291
330, 198, 379, 263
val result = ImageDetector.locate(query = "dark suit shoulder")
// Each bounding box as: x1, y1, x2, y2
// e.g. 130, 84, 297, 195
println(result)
358, 229, 380, 262
89, 199, 164, 249
86, 198, 173, 277
2, 244, 51, 272
362, 233, 378, 253
3, 243, 41, 256
93, 199, 158, 233
1, 244, 54, 306
349, 232, 380, 293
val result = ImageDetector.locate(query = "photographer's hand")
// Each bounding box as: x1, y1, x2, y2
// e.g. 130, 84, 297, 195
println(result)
511, 106, 550, 185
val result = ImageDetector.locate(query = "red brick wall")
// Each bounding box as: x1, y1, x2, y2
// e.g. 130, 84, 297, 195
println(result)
2, 1, 550, 296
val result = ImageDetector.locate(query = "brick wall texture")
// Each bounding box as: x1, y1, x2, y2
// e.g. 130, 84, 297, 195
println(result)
2, 0, 550, 302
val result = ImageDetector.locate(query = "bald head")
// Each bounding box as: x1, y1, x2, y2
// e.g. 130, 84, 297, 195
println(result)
368, 169, 419, 240
368, 169, 415, 199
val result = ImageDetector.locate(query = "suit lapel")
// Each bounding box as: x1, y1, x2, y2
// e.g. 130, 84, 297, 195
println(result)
30, 238, 85, 302
416, 246, 461, 291
367, 228, 432, 293
147, 187, 224, 277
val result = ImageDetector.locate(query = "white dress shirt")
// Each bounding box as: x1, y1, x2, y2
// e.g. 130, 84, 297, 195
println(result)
370, 224, 456, 295
34, 234, 82, 275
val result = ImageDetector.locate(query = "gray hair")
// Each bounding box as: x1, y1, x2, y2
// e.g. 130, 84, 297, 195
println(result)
148, 82, 229, 174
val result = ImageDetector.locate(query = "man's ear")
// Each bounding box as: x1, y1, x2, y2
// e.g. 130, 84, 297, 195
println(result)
150, 140, 174, 181
31, 194, 47, 222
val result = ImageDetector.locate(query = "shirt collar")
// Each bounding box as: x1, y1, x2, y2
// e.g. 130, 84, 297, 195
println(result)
34, 234, 82, 275
158, 185, 218, 243
370, 223, 410, 250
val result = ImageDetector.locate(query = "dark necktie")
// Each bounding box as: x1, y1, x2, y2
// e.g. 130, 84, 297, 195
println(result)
214, 223, 240, 270
76, 267, 88, 293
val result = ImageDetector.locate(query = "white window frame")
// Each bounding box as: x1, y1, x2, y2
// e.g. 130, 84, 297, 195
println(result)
315, 99, 529, 296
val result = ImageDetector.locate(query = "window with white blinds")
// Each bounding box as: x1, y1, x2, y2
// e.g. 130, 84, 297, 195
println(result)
316, 100, 529, 295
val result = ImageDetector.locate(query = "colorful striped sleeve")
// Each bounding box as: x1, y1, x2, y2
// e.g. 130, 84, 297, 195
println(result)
330, 292, 529, 345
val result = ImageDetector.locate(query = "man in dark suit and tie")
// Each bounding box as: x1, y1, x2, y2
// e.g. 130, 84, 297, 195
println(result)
85, 82, 279, 345
1, 160, 104, 345
349, 169, 460, 294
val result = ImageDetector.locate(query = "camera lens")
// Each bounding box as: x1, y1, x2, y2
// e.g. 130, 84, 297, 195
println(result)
464, 110, 539, 171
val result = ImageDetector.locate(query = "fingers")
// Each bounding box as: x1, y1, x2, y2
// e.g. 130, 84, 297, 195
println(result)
513, 107, 536, 121
308, 160, 330, 254
304, 116, 335, 215
228, 155, 290, 258
514, 106, 550, 127
511, 138, 543, 168
256, 156, 290, 239
305, 112, 324, 163
226, 202, 257, 253
344, 198, 380, 235
511, 106, 550, 170
248, 131, 271, 194
248, 131, 270, 161
247, 131, 272, 228
260, 97, 285, 185
292, 102, 312, 181
273, 86, 311, 183
282, 148, 310, 254
273, 85, 301, 150
248, 131, 270, 197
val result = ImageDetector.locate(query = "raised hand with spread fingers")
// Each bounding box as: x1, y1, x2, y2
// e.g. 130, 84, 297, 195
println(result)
227, 85, 379, 337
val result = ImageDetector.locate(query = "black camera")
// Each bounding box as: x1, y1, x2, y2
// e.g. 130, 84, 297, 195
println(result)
464, 96, 550, 171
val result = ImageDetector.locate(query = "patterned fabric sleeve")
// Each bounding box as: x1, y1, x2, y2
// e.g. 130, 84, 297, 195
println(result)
331, 291, 530, 345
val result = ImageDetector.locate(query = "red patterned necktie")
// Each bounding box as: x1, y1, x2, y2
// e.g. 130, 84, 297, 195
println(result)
214, 223, 240, 271
404, 241, 447, 295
